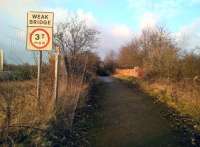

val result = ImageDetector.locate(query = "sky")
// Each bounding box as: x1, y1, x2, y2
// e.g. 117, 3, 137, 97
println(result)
0, 0, 200, 63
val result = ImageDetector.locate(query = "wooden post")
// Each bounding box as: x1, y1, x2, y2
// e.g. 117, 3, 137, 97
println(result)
54, 47, 60, 108
0, 49, 3, 71
37, 51, 42, 106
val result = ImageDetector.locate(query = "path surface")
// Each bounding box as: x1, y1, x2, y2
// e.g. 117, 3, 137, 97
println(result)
88, 77, 190, 147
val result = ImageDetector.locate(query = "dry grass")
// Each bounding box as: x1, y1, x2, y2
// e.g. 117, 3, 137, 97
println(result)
0, 75, 89, 146
140, 80, 200, 121
0, 80, 54, 130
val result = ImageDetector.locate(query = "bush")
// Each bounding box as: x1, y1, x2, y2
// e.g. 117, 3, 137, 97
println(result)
1, 64, 37, 81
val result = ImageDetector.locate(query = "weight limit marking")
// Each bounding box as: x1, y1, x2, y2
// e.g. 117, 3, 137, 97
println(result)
30, 28, 50, 49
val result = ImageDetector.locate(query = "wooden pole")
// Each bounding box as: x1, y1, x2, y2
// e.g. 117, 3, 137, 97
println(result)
0, 49, 3, 71
37, 51, 42, 106
54, 47, 60, 108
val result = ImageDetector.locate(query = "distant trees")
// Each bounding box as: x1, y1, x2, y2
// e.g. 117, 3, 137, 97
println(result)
180, 52, 200, 79
104, 50, 117, 74
85, 51, 101, 74
138, 27, 179, 79
118, 39, 142, 68
0, 64, 37, 81
117, 26, 200, 81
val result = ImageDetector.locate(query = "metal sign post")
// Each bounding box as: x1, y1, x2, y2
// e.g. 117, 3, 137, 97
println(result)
37, 51, 42, 105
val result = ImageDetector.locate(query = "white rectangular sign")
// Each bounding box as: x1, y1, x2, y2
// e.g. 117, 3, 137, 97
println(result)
27, 11, 54, 51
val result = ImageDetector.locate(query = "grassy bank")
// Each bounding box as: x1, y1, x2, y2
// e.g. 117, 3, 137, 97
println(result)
115, 75, 200, 137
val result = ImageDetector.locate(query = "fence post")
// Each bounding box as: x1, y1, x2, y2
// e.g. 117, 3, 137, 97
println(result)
54, 47, 60, 109
37, 51, 42, 107
0, 49, 3, 71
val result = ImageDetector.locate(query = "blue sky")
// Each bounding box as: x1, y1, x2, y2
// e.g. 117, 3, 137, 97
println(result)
0, 0, 200, 63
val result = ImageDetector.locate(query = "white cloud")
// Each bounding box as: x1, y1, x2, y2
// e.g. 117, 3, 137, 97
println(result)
43, 8, 97, 27
76, 9, 97, 27
97, 24, 133, 57
53, 8, 69, 24
127, 0, 200, 52
128, 0, 199, 15
128, 0, 200, 29
140, 12, 159, 29
190, 0, 200, 4
0, 0, 39, 17
111, 24, 133, 38
176, 19, 200, 50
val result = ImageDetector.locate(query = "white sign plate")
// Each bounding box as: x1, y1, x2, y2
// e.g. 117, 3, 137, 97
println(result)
27, 11, 54, 51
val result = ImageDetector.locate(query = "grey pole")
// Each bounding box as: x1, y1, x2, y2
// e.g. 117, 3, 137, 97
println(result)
37, 51, 42, 107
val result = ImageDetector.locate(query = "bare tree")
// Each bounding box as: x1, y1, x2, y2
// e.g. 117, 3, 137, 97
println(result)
55, 15, 99, 76
118, 38, 142, 68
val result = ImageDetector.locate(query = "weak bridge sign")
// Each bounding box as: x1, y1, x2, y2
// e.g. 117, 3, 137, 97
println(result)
26, 11, 54, 51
